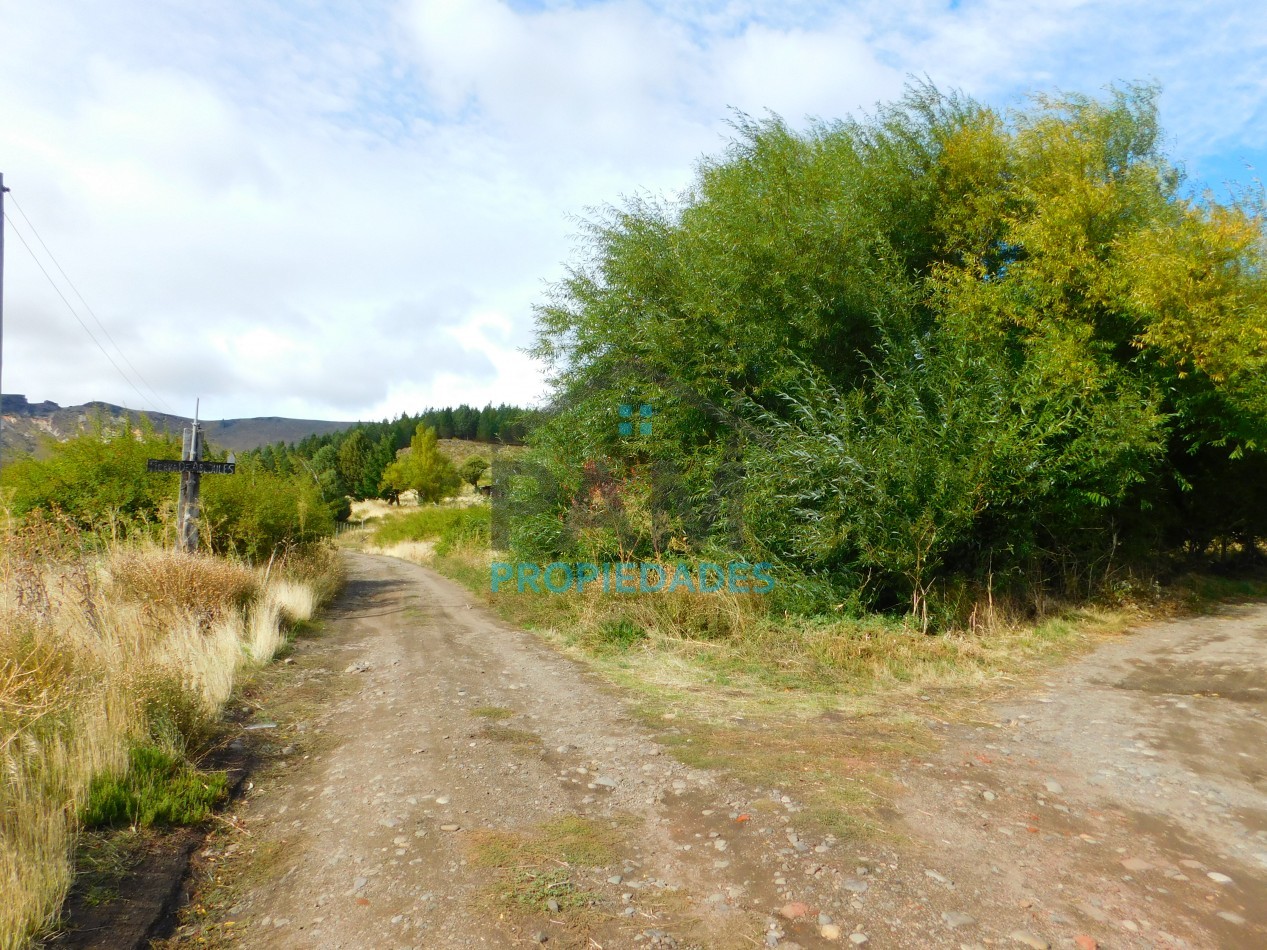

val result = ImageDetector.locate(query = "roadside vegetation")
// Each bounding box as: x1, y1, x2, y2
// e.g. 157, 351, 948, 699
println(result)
355, 81, 1267, 839
1, 421, 336, 556
361, 83, 1267, 702
520, 82, 1267, 629
0, 424, 342, 949
237, 403, 531, 514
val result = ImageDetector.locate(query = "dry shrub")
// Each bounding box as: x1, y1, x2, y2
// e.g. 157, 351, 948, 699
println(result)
265, 580, 317, 625
632, 585, 766, 642
0, 527, 335, 949
106, 549, 257, 623
268, 541, 342, 607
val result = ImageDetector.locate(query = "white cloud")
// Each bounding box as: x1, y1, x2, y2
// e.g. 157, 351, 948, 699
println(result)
0, 0, 1263, 422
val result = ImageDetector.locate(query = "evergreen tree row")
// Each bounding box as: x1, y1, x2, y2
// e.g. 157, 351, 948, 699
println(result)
241, 403, 535, 513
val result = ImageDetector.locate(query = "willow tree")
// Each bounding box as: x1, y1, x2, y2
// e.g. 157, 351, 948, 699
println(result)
528, 83, 1267, 616
380, 425, 461, 505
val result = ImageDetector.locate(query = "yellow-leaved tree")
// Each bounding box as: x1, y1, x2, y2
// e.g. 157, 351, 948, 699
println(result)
379, 424, 462, 505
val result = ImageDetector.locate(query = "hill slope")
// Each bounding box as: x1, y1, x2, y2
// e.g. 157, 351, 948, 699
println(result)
0, 394, 351, 457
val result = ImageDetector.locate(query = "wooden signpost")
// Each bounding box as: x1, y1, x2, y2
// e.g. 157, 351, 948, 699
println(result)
146, 459, 237, 474
148, 405, 235, 552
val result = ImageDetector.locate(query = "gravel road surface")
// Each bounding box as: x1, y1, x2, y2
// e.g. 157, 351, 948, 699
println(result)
214, 553, 1267, 949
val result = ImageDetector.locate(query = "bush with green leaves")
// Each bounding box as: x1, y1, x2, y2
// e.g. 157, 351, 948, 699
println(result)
0, 422, 335, 557
0, 417, 179, 540
524, 82, 1267, 618
380, 424, 462, 504
201, 455, 335, 559
459, 455, 490, 489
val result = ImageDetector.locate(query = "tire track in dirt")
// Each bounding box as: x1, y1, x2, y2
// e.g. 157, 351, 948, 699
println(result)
202, 554, 1267, 949
895, 603, 1267, 949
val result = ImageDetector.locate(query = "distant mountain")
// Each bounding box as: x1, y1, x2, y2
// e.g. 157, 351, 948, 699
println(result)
0, 394, 352, 458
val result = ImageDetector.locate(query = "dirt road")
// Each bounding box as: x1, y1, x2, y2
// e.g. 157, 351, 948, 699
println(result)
201, 553, 1267, 949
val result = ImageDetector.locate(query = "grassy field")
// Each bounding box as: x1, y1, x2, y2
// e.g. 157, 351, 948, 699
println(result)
0, 516, 340, 950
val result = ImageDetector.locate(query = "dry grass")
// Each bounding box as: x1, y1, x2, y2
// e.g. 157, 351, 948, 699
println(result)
0, 523, 336, 950
469, 815, 623, 870
106, 550, 257, 622
468, 815, 623, 919
365, 540, 436, 566
264, 580, 317, 625
348, 498, 398, 522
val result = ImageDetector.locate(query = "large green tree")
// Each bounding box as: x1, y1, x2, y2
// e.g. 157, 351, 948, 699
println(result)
336, 429, 372, 500
380, 424, 462, 505
526, 82, 1267, 615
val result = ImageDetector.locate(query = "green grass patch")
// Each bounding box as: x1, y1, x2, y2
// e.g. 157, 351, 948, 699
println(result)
495, 868, 599, 912
469, 815, 624, 869
81, 745, 228, 829
372, 505, 489, 551
1172, 572, 1267, 607
471, 705, 514, 720
596, 616, 647, 652
469, 815, 623, 918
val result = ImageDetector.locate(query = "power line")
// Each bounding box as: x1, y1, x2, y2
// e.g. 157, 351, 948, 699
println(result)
3, 210, 162, 416
6, 193, 175, 415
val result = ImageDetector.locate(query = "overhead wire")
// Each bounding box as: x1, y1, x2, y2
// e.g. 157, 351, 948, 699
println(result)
6, 193, 175, 415
3, 209, 162, 416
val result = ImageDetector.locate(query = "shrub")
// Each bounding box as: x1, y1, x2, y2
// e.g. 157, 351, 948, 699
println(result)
80, 745, 228, 829
0, 419, 178, 541
0, 425, 336, 558
106, 549, 257, 622
525, 82, 1267, 618
202, 457, 335, 559
596, 616, 647, 651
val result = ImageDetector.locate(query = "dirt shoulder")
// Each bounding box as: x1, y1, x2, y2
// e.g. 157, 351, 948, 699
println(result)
167, 553, 1267, 949
895, 603, 1267, 948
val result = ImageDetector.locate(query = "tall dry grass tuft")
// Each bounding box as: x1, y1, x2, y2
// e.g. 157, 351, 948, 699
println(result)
0, 525, 335, 950
265, 580, 317, 625
246, 598, 284, 664
0, 777, 72, 950
105, 549, 257, 623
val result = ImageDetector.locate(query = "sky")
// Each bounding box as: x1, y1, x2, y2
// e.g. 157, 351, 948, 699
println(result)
0, 0, 1264, 422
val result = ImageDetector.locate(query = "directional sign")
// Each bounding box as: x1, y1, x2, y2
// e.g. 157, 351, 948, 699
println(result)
146, 459, 236, 475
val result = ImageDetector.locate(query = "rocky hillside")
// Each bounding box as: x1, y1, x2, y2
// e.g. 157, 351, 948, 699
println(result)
0, 394, 351, 458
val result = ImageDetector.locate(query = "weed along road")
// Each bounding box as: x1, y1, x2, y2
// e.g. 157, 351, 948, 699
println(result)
197, 552, 1267, 950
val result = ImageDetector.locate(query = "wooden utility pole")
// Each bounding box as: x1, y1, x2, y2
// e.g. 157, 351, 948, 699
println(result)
177, 406, 204, 552
0, 171, 8, 468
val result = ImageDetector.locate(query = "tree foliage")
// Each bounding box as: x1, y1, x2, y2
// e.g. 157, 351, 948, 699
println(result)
0, 417, 178, 537
201, 457, 334, 559
524, 82, 1267, 618
380, 425, 462, 504
459, 456, 490, 489
239, 403, 535, 509
0, 420, 334, 556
